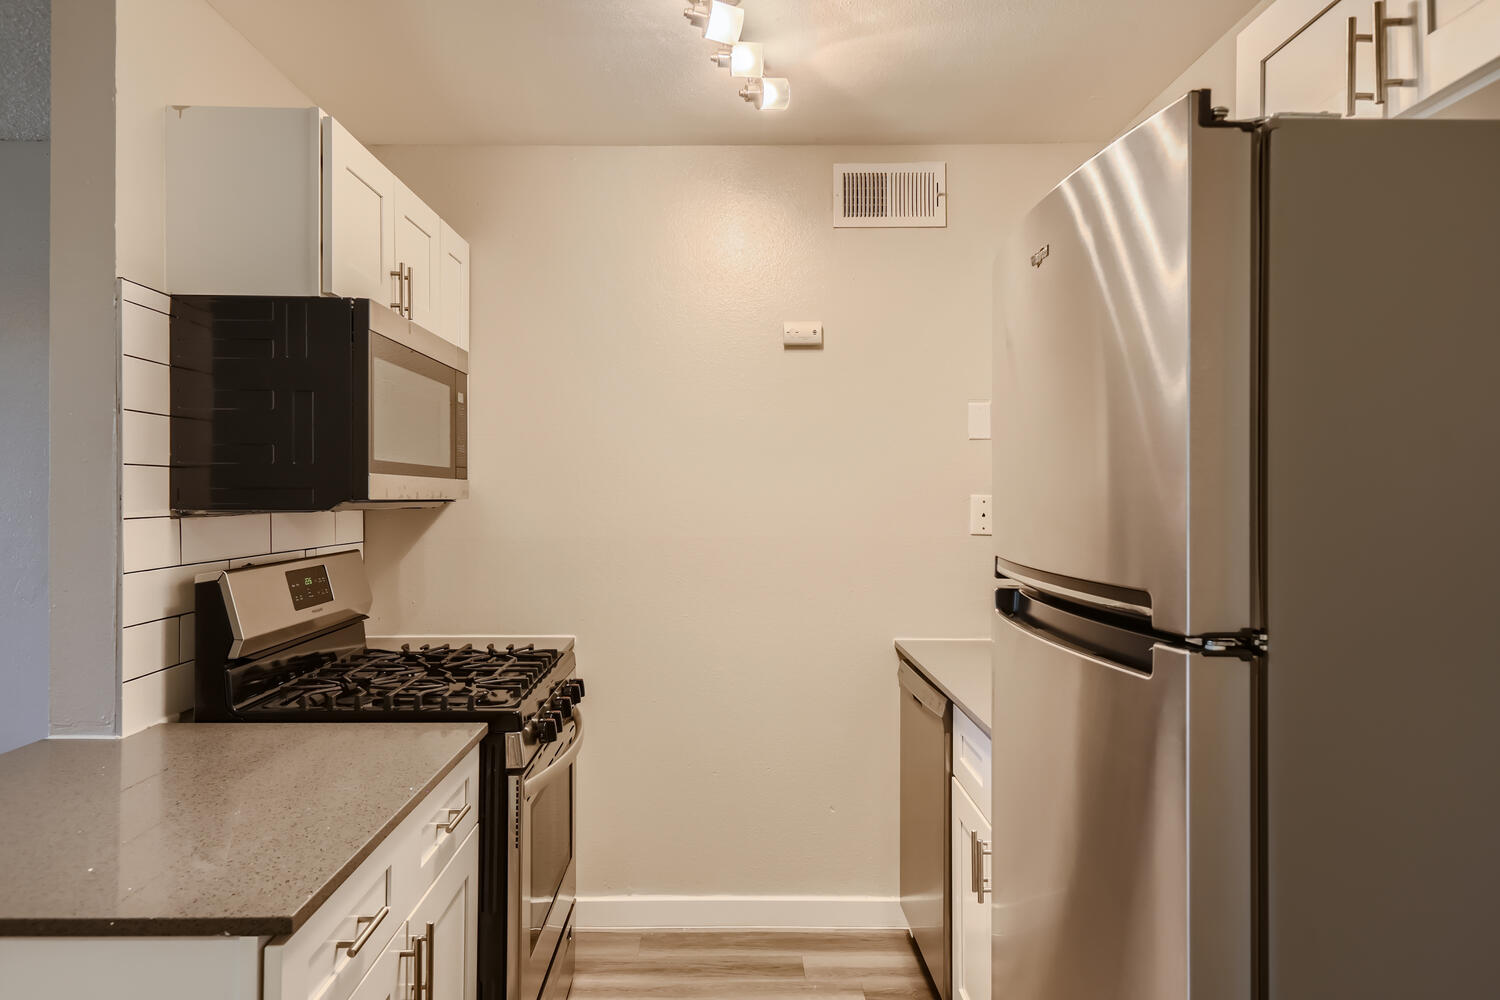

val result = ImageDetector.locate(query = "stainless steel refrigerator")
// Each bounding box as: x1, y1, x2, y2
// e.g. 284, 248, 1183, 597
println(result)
990, 90, 1500, 1000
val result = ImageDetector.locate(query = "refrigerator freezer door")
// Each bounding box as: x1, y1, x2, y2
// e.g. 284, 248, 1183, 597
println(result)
990, 601, 1252, 1000
992, 92, 1257, 637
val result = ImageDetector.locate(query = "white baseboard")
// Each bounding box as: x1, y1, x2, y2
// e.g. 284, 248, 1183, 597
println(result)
574, 895, 905, 930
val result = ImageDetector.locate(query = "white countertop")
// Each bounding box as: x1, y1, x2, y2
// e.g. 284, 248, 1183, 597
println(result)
894, 637, 992, 734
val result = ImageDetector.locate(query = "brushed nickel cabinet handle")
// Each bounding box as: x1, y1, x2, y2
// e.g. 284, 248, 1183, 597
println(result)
403, 265, 414, 318
423, 921, 435, 1000
390, 264, 405, 313
1347, 16, 1375, 116
970, 830, 993, 903
442, 802, 471, 833
1374, 0, 1416, 105
336, 904, 389, 957
401, 928, 427, 1000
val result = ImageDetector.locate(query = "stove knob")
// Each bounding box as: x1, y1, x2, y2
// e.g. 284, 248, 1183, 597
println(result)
563, 679, 585, 702
551, 695, 574, 719
536, 717, 558, 743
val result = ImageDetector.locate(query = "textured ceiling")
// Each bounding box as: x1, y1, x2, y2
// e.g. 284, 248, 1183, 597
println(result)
0, 0, 49, 140
206, 0, 1259, 146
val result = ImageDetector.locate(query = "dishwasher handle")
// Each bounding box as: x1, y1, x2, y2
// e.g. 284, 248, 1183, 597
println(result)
897, 660, 949, 718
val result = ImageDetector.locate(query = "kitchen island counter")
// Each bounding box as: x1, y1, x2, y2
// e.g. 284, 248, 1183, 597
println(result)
0, 721, 485, 937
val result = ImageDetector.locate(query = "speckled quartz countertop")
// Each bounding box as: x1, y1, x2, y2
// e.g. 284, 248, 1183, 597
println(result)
0, 722, 486, 937
895, 638, 992, 734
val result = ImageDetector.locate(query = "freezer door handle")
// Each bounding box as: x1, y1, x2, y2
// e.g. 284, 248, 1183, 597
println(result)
995, 556, 1153, 621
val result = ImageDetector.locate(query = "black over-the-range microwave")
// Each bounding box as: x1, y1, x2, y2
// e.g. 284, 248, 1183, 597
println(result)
169, 296, 468, 512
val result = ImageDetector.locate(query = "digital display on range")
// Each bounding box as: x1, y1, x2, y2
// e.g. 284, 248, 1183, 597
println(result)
286, 564, 334, 610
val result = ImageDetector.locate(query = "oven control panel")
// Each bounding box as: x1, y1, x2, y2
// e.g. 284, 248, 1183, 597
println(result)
285, 564, 334, 610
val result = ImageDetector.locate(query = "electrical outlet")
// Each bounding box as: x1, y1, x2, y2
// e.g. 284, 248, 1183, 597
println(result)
783, 321, 823, 348
969, 494, 993, 536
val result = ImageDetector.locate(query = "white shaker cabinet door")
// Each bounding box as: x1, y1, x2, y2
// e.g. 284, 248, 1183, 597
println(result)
406, 825, 480, 1000
951, 778, 991, 1000
438, 222, 472, 352
394, 180, 443, 331
322, 116, 397, 304
1238, 0, 1390, 118
1424, 0, 1500, 104
347, 924, 410, 1000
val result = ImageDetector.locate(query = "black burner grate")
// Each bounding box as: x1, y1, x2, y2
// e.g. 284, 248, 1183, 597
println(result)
242, 643, 561, 715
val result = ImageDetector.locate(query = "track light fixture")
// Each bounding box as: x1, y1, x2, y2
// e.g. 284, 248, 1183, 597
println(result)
739, 77, 791, 111
683, 1, 745, 44
709, 42, 764, 79
682, 2, 790, 113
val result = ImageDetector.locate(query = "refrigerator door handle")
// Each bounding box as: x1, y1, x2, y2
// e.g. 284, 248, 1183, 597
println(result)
995, 557, 1153, 621
996, 587, 1161, 676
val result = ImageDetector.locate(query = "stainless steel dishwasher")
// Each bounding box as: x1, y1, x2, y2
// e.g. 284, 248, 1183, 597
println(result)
898, 658, 950, 999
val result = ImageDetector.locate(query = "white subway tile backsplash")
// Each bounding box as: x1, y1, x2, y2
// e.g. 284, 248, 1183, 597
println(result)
311, 543, 364, 558
122, 465, 171, 518
122, 410, 171, 466
180, 514, 271, 563
122, 561, 226, 627
120, 279, 172, 315
122, 517, 181, 573
122, 356, 171, 415
178, 613, 196, 665
334, 510, 365, 544
121, 300, 170, 363
122, 618, 179, 682
271, 512, 337, 551
122, 661, 194, 736
229, 549, 309, 569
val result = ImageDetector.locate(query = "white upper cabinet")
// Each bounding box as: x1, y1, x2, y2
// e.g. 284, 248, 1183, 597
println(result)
322, 116, 398, 305
1240, 0, 1500, 118
393, 181, 442, 331
165, 107, 472, 350
1425, 0, 1500, 102
165, 106, 323, 295
438, 222, 472, 353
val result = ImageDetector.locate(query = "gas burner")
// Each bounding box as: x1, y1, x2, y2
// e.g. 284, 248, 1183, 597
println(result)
237, 641, 565, 717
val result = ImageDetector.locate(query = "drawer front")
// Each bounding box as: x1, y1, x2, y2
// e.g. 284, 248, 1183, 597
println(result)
266, 746, 480, 1000
264, 857, 396, 1000
412, 757, 477, 891
952, 708, 992, 825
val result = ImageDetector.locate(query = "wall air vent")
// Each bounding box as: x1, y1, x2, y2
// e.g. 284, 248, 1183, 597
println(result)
833, 162, 947, 228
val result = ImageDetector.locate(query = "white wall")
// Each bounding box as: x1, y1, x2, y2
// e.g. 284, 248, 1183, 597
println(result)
109, 0, 329, 732
1120, 0, 1277, 131
116, 0, 312, 289
50, 0, 120, 736
0, 141, 51, 753
363, 142, 1091, 919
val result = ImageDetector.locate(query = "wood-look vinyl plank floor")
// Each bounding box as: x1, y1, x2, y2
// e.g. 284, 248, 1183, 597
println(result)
572, 930, 940, 1000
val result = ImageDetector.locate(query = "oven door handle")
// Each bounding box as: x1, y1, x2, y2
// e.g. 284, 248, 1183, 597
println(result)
523, 706, 585, 798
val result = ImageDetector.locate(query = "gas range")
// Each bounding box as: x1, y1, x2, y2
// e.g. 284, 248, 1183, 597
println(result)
191, 549, 584, 1000
214, 636, 583, 756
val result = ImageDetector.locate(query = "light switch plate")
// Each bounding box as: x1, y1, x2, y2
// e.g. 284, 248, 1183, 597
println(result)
968, 401, 991, 440
784, 321, 823, 348
969, 494, 993, 536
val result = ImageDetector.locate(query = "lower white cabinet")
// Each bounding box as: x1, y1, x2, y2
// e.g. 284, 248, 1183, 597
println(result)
951, 777, 991, 1000
0, 747, 481, 1000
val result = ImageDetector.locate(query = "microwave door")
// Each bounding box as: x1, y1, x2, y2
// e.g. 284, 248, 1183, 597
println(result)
367, 332, 468, 502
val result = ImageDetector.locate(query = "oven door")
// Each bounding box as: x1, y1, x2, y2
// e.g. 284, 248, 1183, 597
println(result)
365, 309, 469, 503
518, 708, 583, 1000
